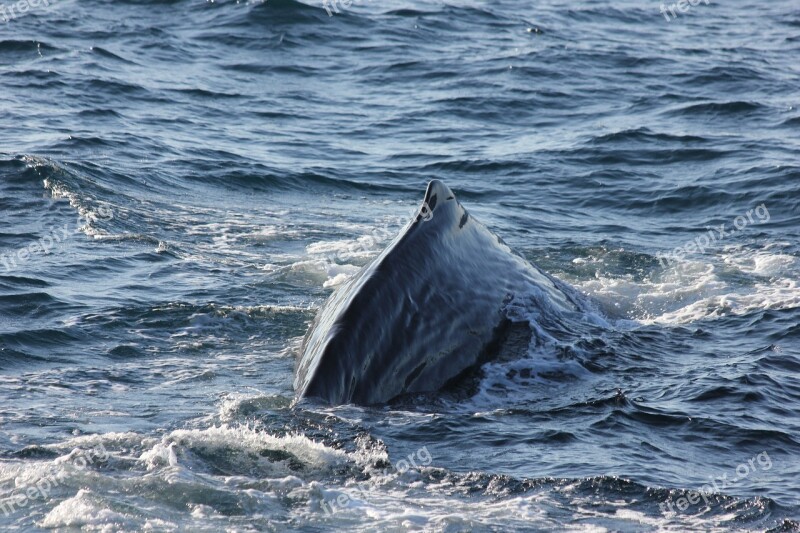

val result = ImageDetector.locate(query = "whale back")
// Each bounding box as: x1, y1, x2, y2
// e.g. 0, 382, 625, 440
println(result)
294, 180, 580, 405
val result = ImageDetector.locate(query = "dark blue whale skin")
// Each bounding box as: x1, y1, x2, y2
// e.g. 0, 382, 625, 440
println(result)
294, 180, 589, 405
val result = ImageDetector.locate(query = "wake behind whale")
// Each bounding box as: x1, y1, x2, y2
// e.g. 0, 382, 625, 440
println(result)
295, 180, 602, 405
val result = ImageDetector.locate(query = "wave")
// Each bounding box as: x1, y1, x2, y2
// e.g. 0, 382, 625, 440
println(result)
666, 100, 766, 117
0, 39, 59, 58
243, 0, 332, 25
0, 292, 76, 320
4, 423, 794, 531
0, 328, 82, 352
588, 127, 709, 145
89, 46, 138, 65
781, 115, 800, 127
683, 65, 768, 85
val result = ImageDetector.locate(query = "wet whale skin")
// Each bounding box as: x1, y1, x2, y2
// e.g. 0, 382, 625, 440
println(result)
294, 180, 584, 405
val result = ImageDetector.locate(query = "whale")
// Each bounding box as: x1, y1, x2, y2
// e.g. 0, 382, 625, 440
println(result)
294, 180, 594, 405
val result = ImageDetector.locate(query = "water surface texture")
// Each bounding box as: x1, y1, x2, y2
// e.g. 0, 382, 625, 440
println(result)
1, 0, 799, 530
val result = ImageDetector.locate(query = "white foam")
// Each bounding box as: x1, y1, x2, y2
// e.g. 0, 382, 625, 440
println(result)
138, 425, 348, 472
217, 392, 293, 423
36, 159, 114, 240
573, 245, 800, 325
40, 489, 132, 530
723, 247, 798, 277
323, 271, 355, 288
1, 426, 702, 532
48, 431, 145, 452
297, 216, 408, 288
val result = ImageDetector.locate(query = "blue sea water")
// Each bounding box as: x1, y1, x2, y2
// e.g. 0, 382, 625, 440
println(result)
1, 0, 799, 530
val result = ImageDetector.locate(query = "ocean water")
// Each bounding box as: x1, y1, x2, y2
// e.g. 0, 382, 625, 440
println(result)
1, 0, 799, 530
